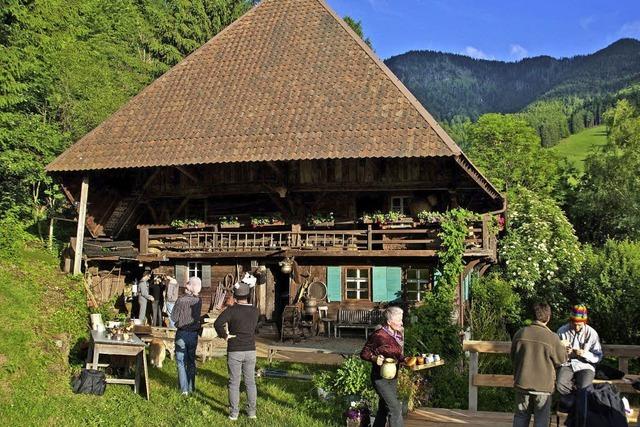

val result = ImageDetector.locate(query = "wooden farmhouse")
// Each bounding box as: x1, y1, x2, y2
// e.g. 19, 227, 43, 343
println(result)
47, 0, 505, 329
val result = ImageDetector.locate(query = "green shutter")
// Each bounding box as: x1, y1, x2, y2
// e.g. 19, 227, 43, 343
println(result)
202, 263, 212, 288
386, 267, 402, 302
327, 266, 342, 302
372, 267, 387, 302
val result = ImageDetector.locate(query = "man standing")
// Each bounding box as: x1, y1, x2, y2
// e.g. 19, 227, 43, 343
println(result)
137, 268, 154, 324
511, 302, 567, 427
171, 276, 202, 396
556, 304, 603, 396
214, 273, 259, 421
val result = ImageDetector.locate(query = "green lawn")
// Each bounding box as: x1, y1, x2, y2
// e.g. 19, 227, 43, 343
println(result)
550, 125, 608, 171
0, 244, 340, 426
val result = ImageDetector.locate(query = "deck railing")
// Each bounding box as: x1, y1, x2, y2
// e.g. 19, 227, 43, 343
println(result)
463, 340, 640, 412
138, 217, 497, 257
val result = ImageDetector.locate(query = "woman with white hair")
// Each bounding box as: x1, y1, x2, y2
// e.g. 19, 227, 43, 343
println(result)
360, 306, 405, 427
171, 276, 202, 396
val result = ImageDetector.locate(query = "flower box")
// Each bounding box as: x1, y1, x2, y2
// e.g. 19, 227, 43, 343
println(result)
308, 220, 334, 228
219, 222, 241, 229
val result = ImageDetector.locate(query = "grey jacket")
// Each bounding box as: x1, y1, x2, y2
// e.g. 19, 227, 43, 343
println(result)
138, 279, 153, 302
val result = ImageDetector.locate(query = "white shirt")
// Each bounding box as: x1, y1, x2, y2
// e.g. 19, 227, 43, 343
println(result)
557, 323, 603, 372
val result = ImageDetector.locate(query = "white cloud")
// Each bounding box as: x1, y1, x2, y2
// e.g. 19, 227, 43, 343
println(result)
618, 20, 640, 38
463, 46, 493, 60
510, 44, 528, 59
580, 16, 596, 30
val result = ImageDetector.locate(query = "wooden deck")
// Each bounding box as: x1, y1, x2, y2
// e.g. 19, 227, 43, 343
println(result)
405, 408, 558, 426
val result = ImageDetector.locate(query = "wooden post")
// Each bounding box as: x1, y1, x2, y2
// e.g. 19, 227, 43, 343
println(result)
73, 176, 89, 275
469, 351, 478, 412
619, 357, 629, 374
367, 224, 372, 250
139, 226, 149, 255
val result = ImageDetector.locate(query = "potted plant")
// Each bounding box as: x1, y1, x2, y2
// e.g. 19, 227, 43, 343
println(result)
416, 210, 442, 225
312, 371, 334, 401
397, 368, 420, 415
374, 211, 414, 229
307, 212, 334, 227
344, 400, 371, 427
359, 213, 374, 224
250, 213, 284, 228
219, 216, 240, 229
171, 218, 206, 229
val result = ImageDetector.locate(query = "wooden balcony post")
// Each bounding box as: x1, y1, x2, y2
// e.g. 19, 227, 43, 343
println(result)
139, 226, 149, 255
469, 351, 478, 412
367, 224, 372, 250
73, 176, 89, 275
482, 214, 489, 250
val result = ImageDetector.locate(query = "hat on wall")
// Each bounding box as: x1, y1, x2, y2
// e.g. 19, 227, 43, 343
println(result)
570, 304, 588, 323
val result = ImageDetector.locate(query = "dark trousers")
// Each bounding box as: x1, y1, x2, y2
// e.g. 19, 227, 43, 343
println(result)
556, 366, 595, 395
373, 377, 403, 427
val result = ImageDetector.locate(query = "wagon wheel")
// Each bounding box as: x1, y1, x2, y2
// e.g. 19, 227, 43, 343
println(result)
222, 274, 235, 292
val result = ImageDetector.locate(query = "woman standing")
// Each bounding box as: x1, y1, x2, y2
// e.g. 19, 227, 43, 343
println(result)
360, 306, 405, 427
170, 276, 202, 395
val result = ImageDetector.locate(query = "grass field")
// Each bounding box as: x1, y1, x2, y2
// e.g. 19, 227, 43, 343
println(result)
0, 243, 341, 427
550, 125, 608, 171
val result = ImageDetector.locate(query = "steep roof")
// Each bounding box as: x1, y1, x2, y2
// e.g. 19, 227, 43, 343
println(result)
46, 0, 500, 200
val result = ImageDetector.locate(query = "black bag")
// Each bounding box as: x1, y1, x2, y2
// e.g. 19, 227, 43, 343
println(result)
565, 383, 628, 427
72, 369, 107, 396
594, 364, 625, 380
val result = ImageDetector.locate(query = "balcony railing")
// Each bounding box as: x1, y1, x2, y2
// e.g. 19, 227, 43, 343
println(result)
138, 217, 497, 259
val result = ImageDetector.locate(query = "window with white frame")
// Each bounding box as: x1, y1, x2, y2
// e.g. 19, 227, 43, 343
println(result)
405, 268, 432, 302
188, 262, 203, 280
344, 268, 370, 300
390, 196, 411, 216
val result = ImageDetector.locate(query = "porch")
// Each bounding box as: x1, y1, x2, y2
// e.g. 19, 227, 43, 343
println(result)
137, 217, 497, 260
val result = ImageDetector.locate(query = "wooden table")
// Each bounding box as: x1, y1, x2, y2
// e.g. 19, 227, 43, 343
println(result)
409, 359, 445, 371
86, 330, 149, 400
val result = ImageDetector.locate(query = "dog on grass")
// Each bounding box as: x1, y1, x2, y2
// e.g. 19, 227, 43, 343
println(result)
149, 338, 166, 368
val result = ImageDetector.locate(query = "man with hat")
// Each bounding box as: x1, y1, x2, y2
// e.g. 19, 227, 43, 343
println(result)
171, 276, 202, 396
214, 273, 260, 421
556, 304, 603, 396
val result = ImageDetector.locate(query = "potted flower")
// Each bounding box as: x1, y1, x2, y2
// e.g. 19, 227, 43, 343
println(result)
416, 210, 442, 225
219, 216, 240, 229
171, 218, 206, 229
375, 211, 414, 229
250, 214, 284, 228
344, 400, 370, 427
307, 212, 334, 227
359, 213, 374, 224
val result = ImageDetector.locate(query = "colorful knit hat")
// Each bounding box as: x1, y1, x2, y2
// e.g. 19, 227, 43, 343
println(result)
570, 304, 588, 323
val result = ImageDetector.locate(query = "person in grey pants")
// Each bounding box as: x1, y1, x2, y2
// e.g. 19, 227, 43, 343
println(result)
214, 273, 259, 421
137, 271, 154, 324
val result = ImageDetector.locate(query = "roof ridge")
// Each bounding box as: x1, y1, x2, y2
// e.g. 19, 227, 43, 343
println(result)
313, 0, 461, 157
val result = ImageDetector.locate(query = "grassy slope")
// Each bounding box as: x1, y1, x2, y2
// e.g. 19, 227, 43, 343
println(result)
0, 243, 339, 427
550, 125, 608, 171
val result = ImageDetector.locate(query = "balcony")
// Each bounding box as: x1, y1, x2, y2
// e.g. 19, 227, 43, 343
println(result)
137, 217, 497, 260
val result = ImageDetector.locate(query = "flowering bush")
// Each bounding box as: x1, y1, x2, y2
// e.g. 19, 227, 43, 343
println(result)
500, 187, 583, 310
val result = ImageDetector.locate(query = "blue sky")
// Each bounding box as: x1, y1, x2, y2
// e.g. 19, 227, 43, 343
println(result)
325, 0, 640, 61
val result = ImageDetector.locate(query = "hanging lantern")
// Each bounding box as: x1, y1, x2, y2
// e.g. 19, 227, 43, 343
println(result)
279, 257, 293, 274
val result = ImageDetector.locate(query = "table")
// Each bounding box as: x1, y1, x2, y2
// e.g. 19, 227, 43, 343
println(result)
267, 344, 354, 364
409, 359, 445, 371
86, 330, 149, 400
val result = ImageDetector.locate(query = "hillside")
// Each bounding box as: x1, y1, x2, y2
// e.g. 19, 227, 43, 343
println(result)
550, 125, 608, 171
385, 38, 640, 121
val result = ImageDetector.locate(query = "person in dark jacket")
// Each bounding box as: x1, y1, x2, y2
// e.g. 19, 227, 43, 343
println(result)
360, 306, 405, 427
149, 275, 165, 327
214, 273, 260, 421
171, 276, 202, 395
137, 269, 154, 324
511, 302, 567, 427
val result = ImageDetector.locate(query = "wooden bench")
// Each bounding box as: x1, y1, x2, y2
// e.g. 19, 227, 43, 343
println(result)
464, 340, 639, 421
334, 308, 384, 338
267, 344, 354, 363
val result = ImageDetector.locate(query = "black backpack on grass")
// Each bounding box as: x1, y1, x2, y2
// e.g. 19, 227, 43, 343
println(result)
72, 369, 106, 396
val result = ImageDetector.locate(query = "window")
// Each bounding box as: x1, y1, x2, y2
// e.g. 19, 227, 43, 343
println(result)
188, 262, 203, 280
405, 268, 432, 302
344, 268, 371, 300
390, 196, 411, 216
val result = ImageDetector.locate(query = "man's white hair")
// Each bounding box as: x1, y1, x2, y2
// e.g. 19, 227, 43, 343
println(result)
384, 306, 403, 324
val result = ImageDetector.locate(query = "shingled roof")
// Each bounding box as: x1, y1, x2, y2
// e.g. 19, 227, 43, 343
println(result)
46, 0, 496, 200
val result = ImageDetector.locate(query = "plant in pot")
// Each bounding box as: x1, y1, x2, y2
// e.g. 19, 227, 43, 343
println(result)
416, 210, 442, 225
344, 400, 371, 427
250, 213, 284, 228
171, 218, 205, 229
219, 216, 240, 229
397, 368, 420, 415
307, 211, 334, 227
